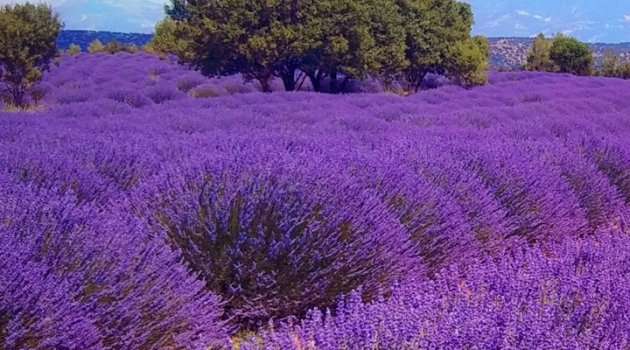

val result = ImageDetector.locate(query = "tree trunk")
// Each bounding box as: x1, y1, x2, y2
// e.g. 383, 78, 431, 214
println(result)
255, 71, 273, 93
407, 71, 428, 93
296, 72, 308, 91
281, 72, 296, 91
11, 84, 26, 108
259, 78, 272, 93
340, 77, 350, 93
329, 69, 339, 94
307, 70, 324, 92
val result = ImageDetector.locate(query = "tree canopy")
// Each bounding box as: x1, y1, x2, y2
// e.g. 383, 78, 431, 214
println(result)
549, 35, 593, 76
524, 33, 594, 77
524, 33, 556, 72
159, 0, 488, 93
0, 3, 61, 108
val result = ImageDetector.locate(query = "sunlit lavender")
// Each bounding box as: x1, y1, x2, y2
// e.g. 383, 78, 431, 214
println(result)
1, 52, 630, 349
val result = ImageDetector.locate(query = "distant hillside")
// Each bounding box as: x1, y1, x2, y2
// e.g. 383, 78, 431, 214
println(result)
57, 30, 152, 50
489, 37, 630, 70
56, 31, 630, 70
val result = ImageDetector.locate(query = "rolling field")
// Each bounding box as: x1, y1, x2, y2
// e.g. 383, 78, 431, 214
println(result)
1, 52, 630, 349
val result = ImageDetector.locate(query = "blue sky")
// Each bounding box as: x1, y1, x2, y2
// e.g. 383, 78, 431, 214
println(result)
1, 0, 629, 42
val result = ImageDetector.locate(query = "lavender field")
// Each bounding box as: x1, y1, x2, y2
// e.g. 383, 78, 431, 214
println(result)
2, 52, 630, 349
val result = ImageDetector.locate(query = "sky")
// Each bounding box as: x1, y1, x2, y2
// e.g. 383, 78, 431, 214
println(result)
0, 0, 628, 43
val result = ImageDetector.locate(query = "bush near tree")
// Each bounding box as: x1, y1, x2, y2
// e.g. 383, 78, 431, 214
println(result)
524, 33, 556, 72
87, 39, 106, 53
145, 18, 193, 61
618, 62, 630, 79
446, 35, 490, 87
87, 39, 138, 54
549, 35, 593, 76
600, 49, 618, 77
157, 0, 489, 93
598, 49, 630, 79
525, 33, 594, 76
66, 43, 82, 55
0, 3, 61, 108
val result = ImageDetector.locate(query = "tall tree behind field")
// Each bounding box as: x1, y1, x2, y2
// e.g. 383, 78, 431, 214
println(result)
165, 0, 189, 21
550, 35, 593, 76
162, 0, 487, 93
446, 35, 490, 87
179, 0, 311, 92
146, 18, 193, 61
600, 49, 618, 77
300, 0, 407, 93
397, 0, 478, 91
0, 3, 61, 108
524, 33, 556, 72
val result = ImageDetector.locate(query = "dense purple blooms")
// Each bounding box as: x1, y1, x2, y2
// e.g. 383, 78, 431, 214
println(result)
138, 161, 419, 328
1, 53, 629, 348
0, 173, 227, 349
241, 229, 630, 350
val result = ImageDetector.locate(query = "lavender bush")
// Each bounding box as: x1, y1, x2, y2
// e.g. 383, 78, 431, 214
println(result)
0, 53, 629, 348
241, 229, 630, 349
138, 162, 419, 329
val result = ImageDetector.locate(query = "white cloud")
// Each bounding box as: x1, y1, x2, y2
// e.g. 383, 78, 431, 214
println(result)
532, 14, 552, 23
516, 9, 551, 23
623, 14, 630, 22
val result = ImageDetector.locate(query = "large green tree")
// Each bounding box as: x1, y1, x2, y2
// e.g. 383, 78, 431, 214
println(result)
446, 35, 489, 87
549, 35, 593, 76
165, 0, 189, 21
524, 33, 556, 72
166, 0, 486, 93
181, 0, 309, 92
0, 3, 61, 108
178, 0, 406, 93
600, 49, 619, 77
397, 0, 479, 91
300, 0, 407, 93
147, 18, 193, 60
618, 62, 630, 79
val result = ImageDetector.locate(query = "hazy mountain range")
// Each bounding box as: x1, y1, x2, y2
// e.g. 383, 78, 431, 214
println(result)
58, 30, 630, 71
488, 37, 630, 69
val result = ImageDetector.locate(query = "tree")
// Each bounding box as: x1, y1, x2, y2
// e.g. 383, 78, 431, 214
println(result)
181, 0, 286, 92
300, 0, 407, 93
618, 62, 630, 80
0, 3, 61, 108
87, 39, 105, 53
165, 0, 189, 21
524, 33, 556, 72
600, 49, 618, 77
446, 35, 489, 87
180, 0, 407, 93
66, 43, 82, 55
397, 0, 479, 91
147, 18, 193, 60
549, 35, 593, 76
170, 0, 484, 93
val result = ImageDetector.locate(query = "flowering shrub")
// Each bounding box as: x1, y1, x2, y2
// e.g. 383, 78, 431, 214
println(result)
0, 173, 227, 349
139, 161, 419, 329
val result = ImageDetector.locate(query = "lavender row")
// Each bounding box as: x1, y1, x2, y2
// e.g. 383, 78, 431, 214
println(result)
1, 53, 629, 348
240, 228, 630, 349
